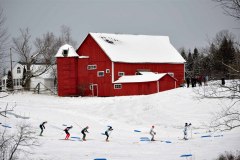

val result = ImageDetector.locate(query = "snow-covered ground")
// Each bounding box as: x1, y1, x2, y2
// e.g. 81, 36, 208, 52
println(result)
0, 85, 240, 160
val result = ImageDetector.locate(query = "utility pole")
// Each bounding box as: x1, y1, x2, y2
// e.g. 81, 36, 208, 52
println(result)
10, 48, 12, 74
10, 48, 13, 90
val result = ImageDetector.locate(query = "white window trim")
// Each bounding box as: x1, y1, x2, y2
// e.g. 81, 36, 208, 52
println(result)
97, 71, 104, 77
114, 84, 122, 89
87, 65, 97, 70
118, 72, 125, 76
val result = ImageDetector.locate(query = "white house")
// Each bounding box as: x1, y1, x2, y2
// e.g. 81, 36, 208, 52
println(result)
0, 62, 56, 92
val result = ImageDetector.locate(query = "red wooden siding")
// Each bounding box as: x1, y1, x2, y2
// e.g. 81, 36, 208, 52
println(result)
159, 74, 176, 92
77, 34, 113, 97
114, 62, 184, 87
113, 81, 158, 96
57, 58, 78, 96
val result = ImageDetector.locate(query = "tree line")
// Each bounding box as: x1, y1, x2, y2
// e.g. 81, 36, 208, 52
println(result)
179, 30, 240, 80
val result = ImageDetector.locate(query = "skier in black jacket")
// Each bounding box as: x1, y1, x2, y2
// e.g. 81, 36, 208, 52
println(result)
105, 126, 113, 142
39, 121, 47, 136
81, 126, 89, 141
64, 126, 73, 140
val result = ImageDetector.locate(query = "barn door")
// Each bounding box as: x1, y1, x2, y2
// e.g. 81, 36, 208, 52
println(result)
92, 84, 98, 96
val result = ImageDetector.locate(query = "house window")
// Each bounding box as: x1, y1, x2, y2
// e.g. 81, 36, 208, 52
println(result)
118, 72, 125, 76
3, 80, 5, 86
87, 65, 97, 70
168, 72, 174, 77
106, 69, 110, 73
114, 84, 122, 89
20, 79, 22, 86
17, 67, 21, 74
97, 71, 104, 77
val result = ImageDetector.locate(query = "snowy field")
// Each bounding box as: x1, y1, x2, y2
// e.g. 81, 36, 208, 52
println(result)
0, 84, 240, 160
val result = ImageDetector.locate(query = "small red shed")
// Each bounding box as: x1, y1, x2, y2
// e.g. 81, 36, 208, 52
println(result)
55, 33, 186, 97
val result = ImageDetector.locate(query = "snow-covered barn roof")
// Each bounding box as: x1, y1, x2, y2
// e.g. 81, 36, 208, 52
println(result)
113, 73, 176, 83
55, 44, 78, 58
90, 33, 186, 63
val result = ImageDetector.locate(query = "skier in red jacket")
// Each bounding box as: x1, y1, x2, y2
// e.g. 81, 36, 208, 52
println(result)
64, 126, 73, 140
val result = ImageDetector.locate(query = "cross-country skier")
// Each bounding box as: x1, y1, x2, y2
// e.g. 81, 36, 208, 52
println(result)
81, 126, 89, 141
183, 123, 191, 140
39, 121, 47, 136
64, 126, 73, 140
150, 125, 156, 141
105, 126, 113, 142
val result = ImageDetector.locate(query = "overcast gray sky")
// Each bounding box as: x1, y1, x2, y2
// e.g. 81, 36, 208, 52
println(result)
1, 0, 240, 51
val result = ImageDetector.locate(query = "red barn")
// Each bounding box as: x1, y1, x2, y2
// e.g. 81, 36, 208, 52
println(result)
55, 33, 185, 97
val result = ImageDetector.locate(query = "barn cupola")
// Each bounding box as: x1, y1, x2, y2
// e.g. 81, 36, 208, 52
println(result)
55, 44, 79, 96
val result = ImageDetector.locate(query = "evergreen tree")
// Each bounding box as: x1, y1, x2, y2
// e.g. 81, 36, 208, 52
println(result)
180, 48, 187, 61
187, 51, 193, 74
192, 48, 200, 75
213, 37, 236, 77
6, 70, 13, 90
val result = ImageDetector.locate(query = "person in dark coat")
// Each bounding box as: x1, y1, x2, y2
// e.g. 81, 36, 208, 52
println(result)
39, 121, 47, 136
105, 126, 113, 142
64, 126, 73, 140
221, 77, 225, 85
186, 77, 190, 88
81, 126, 89, 141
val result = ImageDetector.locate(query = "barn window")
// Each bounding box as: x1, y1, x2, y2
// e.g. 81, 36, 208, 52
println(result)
168, 72, 174, 77
87, 65, 97, 70
118, 72, 125, 76
114, 84, 122, 89
106, 69, 110, 73
17, 67, 21, 74
62, 49, 69, 57
97, 71, 104, 77
89, 84, 93, 90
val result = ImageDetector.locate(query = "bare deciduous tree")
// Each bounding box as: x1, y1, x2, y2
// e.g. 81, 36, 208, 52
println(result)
0, 123, 38, 160
12, 28, 52, 90
60, 25, 77, 48
0, 8, 9, 74
214, 0, 240, 20
195, 77, 240, 131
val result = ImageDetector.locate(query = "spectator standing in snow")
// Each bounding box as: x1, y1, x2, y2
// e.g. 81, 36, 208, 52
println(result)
105, 126, 113, 142
183, 123, 191, 140
64, 126, 73, 140
150, 126, 156, 141
186, 77, 190, 88
39, 121, 47, 136
221, 77, 225, 86
81, 126, 89, 141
